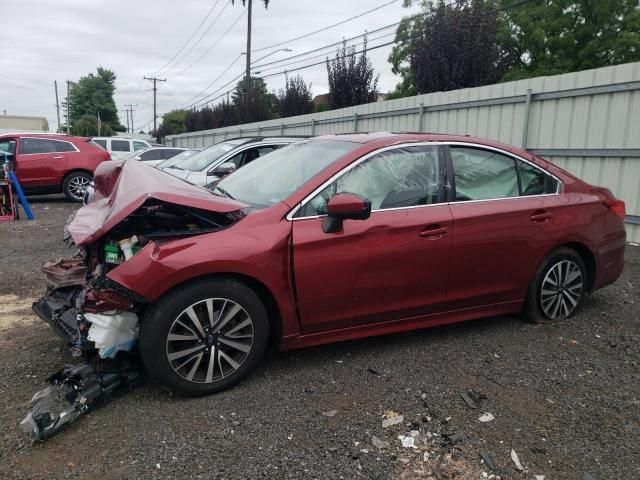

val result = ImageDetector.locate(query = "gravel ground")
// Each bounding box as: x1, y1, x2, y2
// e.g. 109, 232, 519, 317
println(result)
0, 196, 639, 480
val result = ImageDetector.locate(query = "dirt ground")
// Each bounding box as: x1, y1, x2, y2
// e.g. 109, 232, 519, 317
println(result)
0, 196, 639, 480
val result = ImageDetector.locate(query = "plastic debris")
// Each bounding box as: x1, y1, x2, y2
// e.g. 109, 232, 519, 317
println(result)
371, 436, 390, 449
86, 311, 139, 359
479, 450, 496, 471
534, 475, 545, 480
322, 410, 337, 417
478, 412, 495, 422
382, 410, 404, 428
20, 359, 144, 441
510, 449, 524, 471
398, 434, 418, 449
461, 391, 479, 409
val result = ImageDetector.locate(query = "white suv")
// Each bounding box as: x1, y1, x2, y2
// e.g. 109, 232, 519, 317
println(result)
91, 137, 152, 160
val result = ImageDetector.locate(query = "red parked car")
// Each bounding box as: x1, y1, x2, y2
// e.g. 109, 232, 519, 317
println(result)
35, 133, 626, 395
0, 133, 110, 201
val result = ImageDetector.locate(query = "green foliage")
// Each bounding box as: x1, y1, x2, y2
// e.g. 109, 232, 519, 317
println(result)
389, 0, 510, 96
71, 114, 113, 137
326, 38, 379, 109
500, 0, 640, 80
157, 109, 188, 138
314, 103, 331, 113
233, 77, 278, 123
276, 75, 314, 118
67, 67, 125, 134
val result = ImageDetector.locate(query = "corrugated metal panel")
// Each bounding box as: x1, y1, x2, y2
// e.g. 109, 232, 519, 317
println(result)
166, 62, 640, 235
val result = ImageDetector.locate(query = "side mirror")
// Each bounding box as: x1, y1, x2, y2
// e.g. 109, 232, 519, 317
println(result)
322, 193, 372, 233
209, 162, 236, 177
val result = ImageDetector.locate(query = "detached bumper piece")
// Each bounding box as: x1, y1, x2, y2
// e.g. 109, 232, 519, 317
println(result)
20, 359, 144, 441
32, 287, 90, 350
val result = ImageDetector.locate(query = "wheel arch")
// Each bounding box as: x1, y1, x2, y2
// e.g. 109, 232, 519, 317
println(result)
61, 168, 93, 187
144, 272, 283, 345
556, 241, 596, 292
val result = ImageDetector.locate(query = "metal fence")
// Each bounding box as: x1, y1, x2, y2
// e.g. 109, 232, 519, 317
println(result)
166, 62, 640, 242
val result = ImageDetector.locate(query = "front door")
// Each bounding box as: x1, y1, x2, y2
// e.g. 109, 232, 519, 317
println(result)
15, 137, 70, 188
292, 145, 453, 334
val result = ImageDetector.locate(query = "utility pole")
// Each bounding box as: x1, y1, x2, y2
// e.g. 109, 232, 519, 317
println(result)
245, 0, 253, 82
124, 104, 137, 133
124, 106, 130, 133
54, 81, 61, 133
97, 111, 102, 136
143, 76, 166, 135
66, 80, 71, 135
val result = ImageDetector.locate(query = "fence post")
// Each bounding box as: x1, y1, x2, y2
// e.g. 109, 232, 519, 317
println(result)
521, 88, 532, 149
311, 119, 316, 135
239, 128, 242, 138
257, 126, 261, 136
353, 113, 359, 133
417, 102, 424, 132
280, 123, 285, 135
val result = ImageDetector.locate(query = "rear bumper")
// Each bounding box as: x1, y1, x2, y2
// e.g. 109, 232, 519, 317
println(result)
593, 231, 626, 291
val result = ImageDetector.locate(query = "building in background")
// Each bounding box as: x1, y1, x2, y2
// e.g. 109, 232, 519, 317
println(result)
0, 115, 49, 133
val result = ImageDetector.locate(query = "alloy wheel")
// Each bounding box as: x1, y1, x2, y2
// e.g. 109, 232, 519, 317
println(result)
540, 259, 583, 320
68, 175, 90, 200
166, 298, 254, 384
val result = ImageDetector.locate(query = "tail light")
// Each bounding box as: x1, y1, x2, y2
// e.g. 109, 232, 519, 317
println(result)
605, 197, 626, 221
102, 150, 111, 161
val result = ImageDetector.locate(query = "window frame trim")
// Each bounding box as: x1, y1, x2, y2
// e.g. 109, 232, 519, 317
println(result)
18, 136, 79, 155
287, 141, 563, 221
204, 141, 291, 174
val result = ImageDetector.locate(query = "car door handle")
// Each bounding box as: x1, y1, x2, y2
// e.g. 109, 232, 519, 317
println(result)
530, 210, 552, 222
52, 155, 64, 159
419, 224, 449, 239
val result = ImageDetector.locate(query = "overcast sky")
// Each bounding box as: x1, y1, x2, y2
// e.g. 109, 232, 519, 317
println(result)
0, 0, 420, 132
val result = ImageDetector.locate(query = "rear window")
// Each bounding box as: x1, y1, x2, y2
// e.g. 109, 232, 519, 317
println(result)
111, 140, 130, 152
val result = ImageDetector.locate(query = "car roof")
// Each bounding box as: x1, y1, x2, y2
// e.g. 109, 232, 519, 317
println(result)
222, 136, 308, 144
0, 132, 85, 140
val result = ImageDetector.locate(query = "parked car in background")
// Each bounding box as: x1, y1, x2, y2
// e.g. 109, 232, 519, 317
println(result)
91, 137, 152, 160
121, 147, 191, 167
37, 133, 625, 396
161, 137, 304, 186
0, 132, 110, 201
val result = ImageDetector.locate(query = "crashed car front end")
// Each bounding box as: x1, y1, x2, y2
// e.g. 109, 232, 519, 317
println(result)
24, 159, 250, 440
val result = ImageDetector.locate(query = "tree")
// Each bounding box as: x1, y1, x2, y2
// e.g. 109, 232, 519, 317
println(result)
276, 75, 314, 118
500, 0, 640, 80
233, 77, 278, 123
389, 0, 512, 96
326, 38, 379, 109
67, 67, 125, 134
71, 114, 113, 137
157, 109, 188, 138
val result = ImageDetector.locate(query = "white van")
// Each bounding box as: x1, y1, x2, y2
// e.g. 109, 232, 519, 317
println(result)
91, 137, 152, 160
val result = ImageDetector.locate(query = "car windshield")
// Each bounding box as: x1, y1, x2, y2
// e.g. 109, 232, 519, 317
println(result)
172, 140, 246, 172
212, 139, 359, 208
155, 150, 197, 168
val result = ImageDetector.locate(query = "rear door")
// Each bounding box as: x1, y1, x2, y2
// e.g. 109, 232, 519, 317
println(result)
15, 137, 73, 188
292, 144, 452, 333
445, 144, 564, 309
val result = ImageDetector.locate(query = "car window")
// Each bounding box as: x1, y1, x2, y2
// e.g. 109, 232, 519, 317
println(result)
517, 159, 558, 195
450, 147, 519, 201
19, 138, 58, 154
111, 140, 131, 152
300, 146, 441, 217
256, 146, 277, 157
177, 139, 246, 171
92, 139, 107, 149
225, 151, 247, 168
164, 149, 183, 159
139, 150, 163, 161
133, 141, 147, 151
50, 140, 76, 152
0, 139, 16, 154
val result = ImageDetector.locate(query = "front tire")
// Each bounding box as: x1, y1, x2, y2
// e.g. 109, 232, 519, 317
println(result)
139, 278, 269, 396
62, 171, 92, 202
524, 247, 586, 324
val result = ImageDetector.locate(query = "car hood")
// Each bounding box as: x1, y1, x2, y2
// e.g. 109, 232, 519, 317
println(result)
68, 159, 249, 246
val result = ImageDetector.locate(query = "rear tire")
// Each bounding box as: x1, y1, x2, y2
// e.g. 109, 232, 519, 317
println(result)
139, 278, 269, 396
62, 171, 92, 202
524, 247, 587, 324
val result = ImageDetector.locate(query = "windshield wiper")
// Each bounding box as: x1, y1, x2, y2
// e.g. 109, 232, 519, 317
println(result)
213, 185, 235, 200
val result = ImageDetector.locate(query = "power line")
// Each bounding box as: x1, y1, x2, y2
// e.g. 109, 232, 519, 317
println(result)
189, 71, 246, 110
152, 0, 224, 75
175, 54, 244, 109
173, 9, 247, 78
252, 0, 399, 53
160, 0, 231, 77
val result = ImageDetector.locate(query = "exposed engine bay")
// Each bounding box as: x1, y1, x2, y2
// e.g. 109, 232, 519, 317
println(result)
24, 200, 245, 440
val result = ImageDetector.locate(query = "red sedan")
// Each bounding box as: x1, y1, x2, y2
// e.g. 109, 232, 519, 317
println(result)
35, 133, 626, 395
